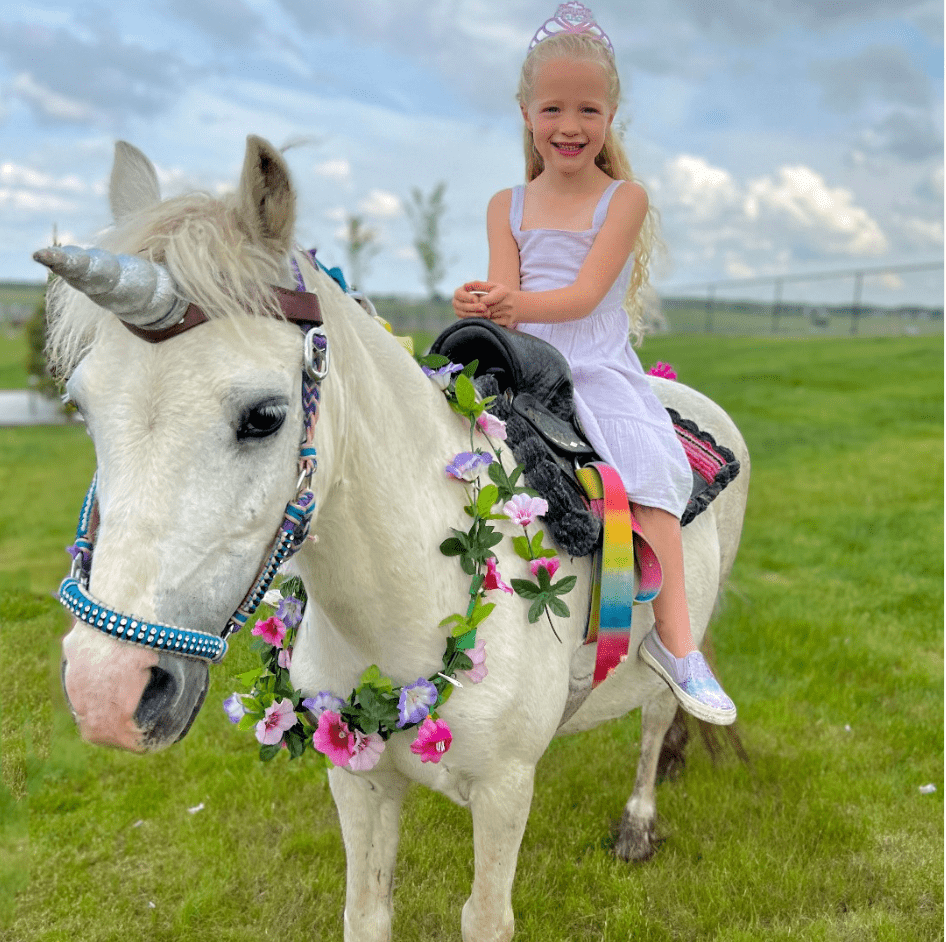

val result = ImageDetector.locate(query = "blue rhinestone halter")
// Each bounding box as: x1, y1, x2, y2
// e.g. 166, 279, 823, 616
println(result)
59, 260, 328, 664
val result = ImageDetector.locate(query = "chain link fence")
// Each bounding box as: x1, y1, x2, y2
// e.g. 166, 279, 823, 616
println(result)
656, 261, 943, 337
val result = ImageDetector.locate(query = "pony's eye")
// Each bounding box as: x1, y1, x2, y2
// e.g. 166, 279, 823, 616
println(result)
237, 400, 287, 441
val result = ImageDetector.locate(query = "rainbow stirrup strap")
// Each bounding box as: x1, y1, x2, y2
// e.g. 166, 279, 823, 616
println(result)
576, 462, 662, 686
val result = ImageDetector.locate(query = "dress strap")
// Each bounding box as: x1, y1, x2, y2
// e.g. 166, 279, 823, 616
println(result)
509, 185, 526, 236
591, 180, 624, 230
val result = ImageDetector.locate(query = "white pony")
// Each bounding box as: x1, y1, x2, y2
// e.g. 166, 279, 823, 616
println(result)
38, 137, 749, 942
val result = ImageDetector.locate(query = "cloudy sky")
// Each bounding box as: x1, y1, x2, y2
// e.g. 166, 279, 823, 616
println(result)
1, 1, 942, 305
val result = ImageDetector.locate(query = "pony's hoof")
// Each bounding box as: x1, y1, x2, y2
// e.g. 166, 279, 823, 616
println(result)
613, 810, 659, 862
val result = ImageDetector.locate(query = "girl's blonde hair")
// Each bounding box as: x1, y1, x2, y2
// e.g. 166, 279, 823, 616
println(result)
516, 32, 658, 343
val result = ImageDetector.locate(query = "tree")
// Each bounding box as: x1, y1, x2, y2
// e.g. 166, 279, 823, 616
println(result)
340, 215, 380, 291
405, 182, 447, 300
25, 285, 60, 402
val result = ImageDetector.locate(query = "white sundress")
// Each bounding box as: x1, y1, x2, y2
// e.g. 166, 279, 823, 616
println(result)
511, 180, 691, 519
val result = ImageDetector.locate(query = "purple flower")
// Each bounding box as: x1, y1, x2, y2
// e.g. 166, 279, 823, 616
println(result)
502, 494, 548, 527
422, 362, 463, 390
396, 678, 439, 728
461, 637, 488, 685
275, 595, 304, 629
255, 698, 298, 745
222, 693, 246, 724
476, 412, 507, 441
445, 451, 494, 482
302, 691, 346, 719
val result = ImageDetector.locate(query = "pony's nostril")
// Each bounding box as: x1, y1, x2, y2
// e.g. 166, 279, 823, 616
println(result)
135, 666, 179, 729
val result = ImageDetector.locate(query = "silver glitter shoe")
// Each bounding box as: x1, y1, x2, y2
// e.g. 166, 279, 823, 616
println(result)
639, 628, 737, 725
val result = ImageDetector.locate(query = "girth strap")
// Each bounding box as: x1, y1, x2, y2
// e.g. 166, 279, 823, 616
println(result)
575, 463, 662, 687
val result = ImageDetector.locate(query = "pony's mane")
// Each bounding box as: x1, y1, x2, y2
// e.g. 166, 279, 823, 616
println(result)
46, 189, 292, 378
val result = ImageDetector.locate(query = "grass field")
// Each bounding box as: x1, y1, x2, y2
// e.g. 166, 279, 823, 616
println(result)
0, 334, 942, 941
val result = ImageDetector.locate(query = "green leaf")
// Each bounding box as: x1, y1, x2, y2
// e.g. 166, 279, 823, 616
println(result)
461, 359, 479, 378
511, 578, 542, 600
440, 536, 467, 557
528, 598, 546, 623
454, 629, 477, 651
237, 713, 260, 731
417, 353, 449, 369
455, 373, 476, 411
259, 743, 281, 762
551, 575, 578, 596
476, 484, 499, 517
469, 601, 495, 627
439, 612, 466, 631
547, 596, 571, 618
234, 667, 263, 688
512, 535, 531, 561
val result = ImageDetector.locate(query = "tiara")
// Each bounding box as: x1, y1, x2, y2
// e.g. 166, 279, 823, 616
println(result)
528, 2, 614, 55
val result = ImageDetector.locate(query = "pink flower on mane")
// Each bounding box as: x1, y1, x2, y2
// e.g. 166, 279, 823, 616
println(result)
461, 637, 488, 685
312, 710, 354, 766
410, 717, 452, 763
484, 556, 513, 595
348, 730, 386, 771
252, 615, 287, 648
255, 698, 298, 745
529, 557, 560, 580
503, 494, 548, 527
476, 412, 508, 441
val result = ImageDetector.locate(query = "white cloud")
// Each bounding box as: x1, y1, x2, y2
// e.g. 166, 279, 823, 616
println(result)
314, 158, 352, 182
744, 166, 888, 255
358, 189, 402, 219
11, 73, 95, 123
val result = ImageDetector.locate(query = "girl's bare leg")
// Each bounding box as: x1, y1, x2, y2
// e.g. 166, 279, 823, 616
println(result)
631, 504, 694, 657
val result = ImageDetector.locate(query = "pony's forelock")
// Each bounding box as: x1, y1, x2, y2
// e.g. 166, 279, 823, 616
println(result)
45, 189, 291, 378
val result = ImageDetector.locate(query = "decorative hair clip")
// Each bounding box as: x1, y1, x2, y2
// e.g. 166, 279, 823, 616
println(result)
529, 2, 614, 55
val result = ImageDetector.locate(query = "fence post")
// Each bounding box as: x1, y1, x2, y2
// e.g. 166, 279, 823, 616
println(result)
704, 285, 716, 333
771, 278, 783, 334
851, 271, 864, 336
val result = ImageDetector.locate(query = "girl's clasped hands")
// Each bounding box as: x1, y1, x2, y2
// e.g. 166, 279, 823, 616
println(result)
452, 282, 519, 328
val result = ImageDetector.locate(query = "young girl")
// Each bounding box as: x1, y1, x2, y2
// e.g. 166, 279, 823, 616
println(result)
453, 2, 736, 724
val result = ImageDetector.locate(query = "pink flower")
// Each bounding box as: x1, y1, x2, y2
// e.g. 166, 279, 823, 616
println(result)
255, 698, 298, 745
461, 637, 488, 685
502, 493, 548, 527
312, 710, 354, 766
277, 647, 292, 670
529, 557, 560, 580
647, 362, 677, 380
483, 556, 513, 595
410, 717, 452, 763
476, 412, 508, 441
252, 615, 287, 648
348, 730, 386, 771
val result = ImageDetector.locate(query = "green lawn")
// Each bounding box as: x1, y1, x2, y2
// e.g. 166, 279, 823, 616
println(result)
1, 335, 941, 941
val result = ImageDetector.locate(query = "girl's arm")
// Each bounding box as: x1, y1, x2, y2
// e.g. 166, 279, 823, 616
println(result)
485, 181, 648, 328
453, 189, 520, 318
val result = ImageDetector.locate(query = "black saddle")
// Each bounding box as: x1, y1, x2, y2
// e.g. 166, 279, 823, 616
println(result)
430, 319, 602, 557
429, 319, 597, 472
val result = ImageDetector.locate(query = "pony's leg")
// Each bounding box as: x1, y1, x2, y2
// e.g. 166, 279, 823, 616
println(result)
614, 686, 679, 861
462, 765, 536, 942
329, 767, 408, 942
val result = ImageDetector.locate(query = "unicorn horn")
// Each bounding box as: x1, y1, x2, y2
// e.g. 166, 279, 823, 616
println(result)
33, 245, 188, 331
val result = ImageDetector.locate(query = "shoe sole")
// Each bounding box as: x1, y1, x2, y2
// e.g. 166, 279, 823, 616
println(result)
639, 644, 737, 726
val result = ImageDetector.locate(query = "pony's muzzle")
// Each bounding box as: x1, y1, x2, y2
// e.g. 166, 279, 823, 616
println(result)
61, 624, 209, 752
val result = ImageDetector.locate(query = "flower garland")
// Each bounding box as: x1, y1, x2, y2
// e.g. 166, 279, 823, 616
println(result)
224, 355, 576, 769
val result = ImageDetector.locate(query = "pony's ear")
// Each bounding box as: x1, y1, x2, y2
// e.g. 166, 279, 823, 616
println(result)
109, 141, 161, 222
236, 136, 296, 254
